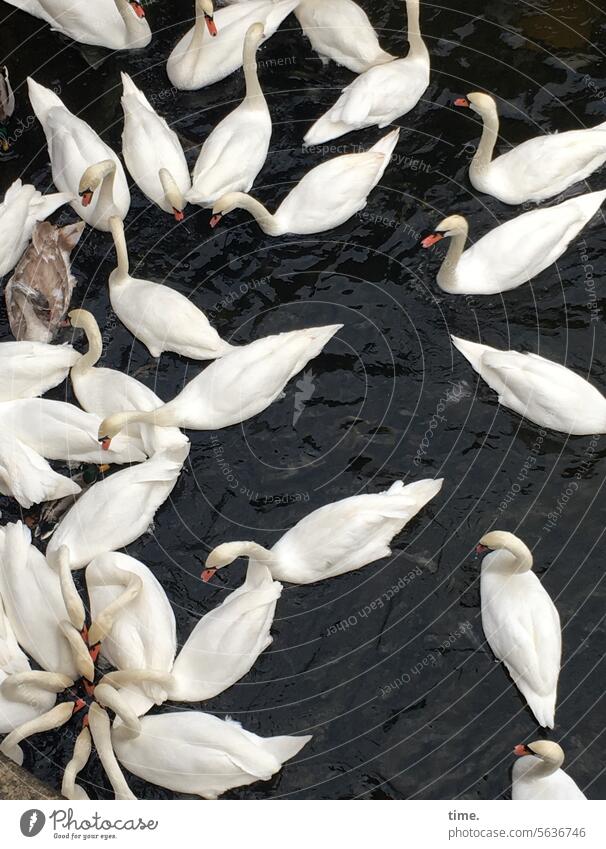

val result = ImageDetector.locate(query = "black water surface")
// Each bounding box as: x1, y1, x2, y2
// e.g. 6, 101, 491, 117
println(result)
0, 0, 605, 800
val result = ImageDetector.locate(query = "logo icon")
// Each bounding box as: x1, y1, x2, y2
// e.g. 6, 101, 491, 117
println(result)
20, 810, 46, 837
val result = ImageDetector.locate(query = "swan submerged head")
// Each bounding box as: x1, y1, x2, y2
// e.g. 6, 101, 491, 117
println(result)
514, 740, 565, 770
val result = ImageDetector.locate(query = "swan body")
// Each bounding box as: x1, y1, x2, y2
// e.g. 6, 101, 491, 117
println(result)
0, 432, 81, 508
422, 192, 606, 294
69, 309, 189, 455
28, 78, 130, 231
211, 128, 399, 234
167, 560, 281, 702
97, 323, 342, 441
512, 741, 586, 800
0, 340, 80, 401
295, 0, 394, 73
120, 73, 190, 220
303, 0, 428, 145
5, 220, 84, 342
186, 23, 271, 208
5, 0, 151, 50
452, 335, 606, 435
108, 217, 232, 359
456, 92, 606, 204
205, 477, 443, 584
46, 443, 189, 569
478, 532, 560, 728
167, 0, 300, 91
0, 398, 146, 465
112, 711, 311, 798
0, 178, 73, 277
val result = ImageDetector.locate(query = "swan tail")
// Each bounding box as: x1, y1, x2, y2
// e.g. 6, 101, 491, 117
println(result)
525, 690, 556, 729
380, 478, 444, 518
30, 191, 74, 221
133, 444, 190, 484
120, 71, 153, 112
27, 77, 64, 125
571, 188, 606, 222
258, 733, 313, 766
369, 128, 400, 159
451, 335, 493, 373
303, 115, 353, 147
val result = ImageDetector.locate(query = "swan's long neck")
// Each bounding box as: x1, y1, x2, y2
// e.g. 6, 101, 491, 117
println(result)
243, 36, 264, 104
471, 107, 499, 176
95, 161, 118, 218
72, 317, 103, 375
525, 755, 562, 779
238, 541, 275, 564
188, 1, 207, 57
114, 0, 142, 38
436, 226, 468, 292
231, 193, 280, 235
406, 0, 427, 61
105, 406, 181, 437
109, 217, 130, 279
488, 537, 533, 574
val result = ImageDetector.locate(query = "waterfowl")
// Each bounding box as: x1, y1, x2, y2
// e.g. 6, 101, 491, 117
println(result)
0, 339, 80, 401
186, 22, 271, 209
204, 478, 443, 584
512, 741, 586, 800
0, 398, 147, 466
455, 92, 606, 204
112, 711, 311, 799
5, 221, 84, 341
28, 78, 130, 231
452, 335, 606, 435
0, 66, 15, 151
167, 0, 299, 90
303, 0, 428, 145
69, 308, 190, 455
210, 128, 399, 234
421, 191, 606, 294
0, 178, 73, 278
477, 532, 561, 728
107, 217, 232, 359
46, 443, 189, 569
295, 0, 394, 73
37, 463, 109, 539
97, 323, 342, 444
120, 72, 191, 220
4, 0, 151, 50
0, 432, 81, 509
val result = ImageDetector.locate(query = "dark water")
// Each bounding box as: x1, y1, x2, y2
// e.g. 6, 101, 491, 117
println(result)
1, 0, 605, 800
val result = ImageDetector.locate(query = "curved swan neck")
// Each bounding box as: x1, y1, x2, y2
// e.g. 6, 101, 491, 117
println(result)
240, 541, 274, 563
71, 314, 103, 374
406, 0, 427, 60
109, 217, 130, 278
243, 33, 264, 103
159, 168, 185, 212
471, 106, 499, 176
105, 406, 179, 437
234, 193, 279, 234
437, 225, 468, 291
190, 0, 208, 54
93, 160, 118, 213
482, 533, 533, 573
114, 0, 143, 37
526, 754, 562, 778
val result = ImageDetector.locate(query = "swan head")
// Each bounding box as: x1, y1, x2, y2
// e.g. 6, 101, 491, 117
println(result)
421, 214, 468, 248
196, 0, 217, 36
69, 307, 97, 332
476, 530, 533, 572
454, 91, 497, 118
245, 22, 265, 45
78, 160, 116, 207
514, 740, 565, 769
125, 0, 146, 19
209, 192, 241, 228
202, 542, 246, 581
97, 413, 127, 451
159, 168, 186, 222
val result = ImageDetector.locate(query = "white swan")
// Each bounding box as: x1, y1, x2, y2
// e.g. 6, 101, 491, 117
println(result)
107, 217, 232, 359
452, 335, 606, 435
0, 340, 80, 401
112, 711, 311, 799
46, 443, 189, 569
69, 308, 189, 455
167, 0, 299, 90
512, 741, 586, 800
186, 22, 271, 208
421, 191, 606, 294
0, 432, 81, 508
295, 0, 394, 73
5, 0, 151, 50
0, 178, 73, 277
167, 559, 281, 702
477, 532, 560, 728
120, 73, 191, 220
97, 323, 342, 443
0, 398, 146, 465
303, 0, 428, 145
210, 128, 399, 234
28, 78, 130, 231
455, 92, 606, 204
204, 478, 443, 584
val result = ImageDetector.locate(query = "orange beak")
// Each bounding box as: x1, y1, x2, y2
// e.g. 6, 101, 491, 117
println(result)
475, 543, 489, 555
80, 190, 93, 207
73, 698, 86, 714
205, 14, 217, 37
454, 97, 470, 108
421, 233, 444, 248
514, 744, 530, 757
209, 213, 222, 228
173, 207, 184, 222
100, 437, 111, 451
130, 1, 145, 18
201, 568, 216, 583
